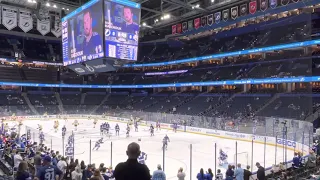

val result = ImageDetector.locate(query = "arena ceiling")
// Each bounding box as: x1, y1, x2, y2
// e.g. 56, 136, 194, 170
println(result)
0, 0, 245, 31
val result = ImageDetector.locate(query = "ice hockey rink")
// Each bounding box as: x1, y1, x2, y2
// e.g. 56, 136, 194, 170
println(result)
17, 118, 294, 180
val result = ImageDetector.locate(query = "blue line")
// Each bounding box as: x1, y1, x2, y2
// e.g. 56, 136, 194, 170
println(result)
124, 39, 320, 67
1, 76, 320, 89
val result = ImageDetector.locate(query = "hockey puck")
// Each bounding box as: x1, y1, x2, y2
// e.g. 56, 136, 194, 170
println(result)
138, 138, 141, 141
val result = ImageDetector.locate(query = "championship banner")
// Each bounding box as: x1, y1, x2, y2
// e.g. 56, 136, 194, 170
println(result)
292, 0, 299, 3
281, 0, 289, 5
182, 22, 187, 32
207, 14, 213, 25
194, 18, 200, 29
177, 23, 182, 33
222, 9, 229, 22
18, 9, 33, 33
2, 6, 18, 30
188, 20, 193, 31
231, 6, 238, 20
260, 0, 268, 12
51, 13, 62, 37
172, 25, 176, 34
214, 12, 221, 24
37, 16, 51, 36
240, 4, 248, 16
201, 16, 207, 27
269, 0, 277, 8
249, 1, 257, 14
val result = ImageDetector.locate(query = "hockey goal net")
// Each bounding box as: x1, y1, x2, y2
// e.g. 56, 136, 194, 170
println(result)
233, 152, 249, 168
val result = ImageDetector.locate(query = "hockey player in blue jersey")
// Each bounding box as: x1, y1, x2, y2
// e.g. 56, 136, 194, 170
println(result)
39, 131, 45, 145
106, 122, 110, 134
150, 124, 154, 137
173, 122, 178, 133
62, 125, 66, 137
92, 141, 101, 150
138, 151, 147, 165
126, 124, 130, 138
218, 149, 228, 166
134, 121, 138, 132
100, 123, 104, 136
115, 124, 120, 136
162, 134, 170, 150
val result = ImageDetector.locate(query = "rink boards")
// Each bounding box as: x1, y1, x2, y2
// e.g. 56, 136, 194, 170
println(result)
5, 114, 310, 155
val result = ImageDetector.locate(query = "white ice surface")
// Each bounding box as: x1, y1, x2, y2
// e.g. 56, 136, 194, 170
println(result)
17, 119, 293, 180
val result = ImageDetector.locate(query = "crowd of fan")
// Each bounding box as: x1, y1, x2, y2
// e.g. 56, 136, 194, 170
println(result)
0, 133, 319, 180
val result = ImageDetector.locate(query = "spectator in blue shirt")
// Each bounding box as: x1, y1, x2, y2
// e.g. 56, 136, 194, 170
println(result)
16, 161, 30, 180
35, 156, 63, 180
226, 165, 234, 180
152, 164, 166, 180
196, 168, 205, 180
205, 168, 213, 180
292, 152, 300, 169
234, 164, 244, 180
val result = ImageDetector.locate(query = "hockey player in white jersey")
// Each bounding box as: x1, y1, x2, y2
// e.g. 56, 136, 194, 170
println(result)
137, 151, 147, 165
92, 141, 101, 151
62, 125, 66, 137
218, 149, 228, 166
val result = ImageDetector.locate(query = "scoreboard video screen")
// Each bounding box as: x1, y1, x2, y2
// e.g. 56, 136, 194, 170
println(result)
104, 0, 140, 61
62, 0, 140, 66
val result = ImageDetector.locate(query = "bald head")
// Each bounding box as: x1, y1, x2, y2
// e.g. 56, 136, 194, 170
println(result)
126, 142, 141, 159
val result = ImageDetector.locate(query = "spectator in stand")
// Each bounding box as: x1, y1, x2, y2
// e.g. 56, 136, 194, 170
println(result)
92, 169, 104, 180
101, 167, 109, 180
293, 152, 301, 169
35, 156, 63, 180
243, 165, 252, 180
34, 151, 42, 173
13, 150, 23, 170
234, 164, 244, 180
225, 165, 234, 180
80, 161, 86, 171
16, 161, 30, 180
82, 164, 93, 180
57, 156, 68, 177
52, 153, 58, 166
177, 167, 186, 180
216, 169, 223, 180
114, 142, 150, 180
107, 166, 114, 179
72, 167, 82, 180
255, 162, 265, 180
99, 163, 105, 172
205, 168, 213, 180
196, 168, 205, 180
152, 164, 166, 180
306, 151, 317, 168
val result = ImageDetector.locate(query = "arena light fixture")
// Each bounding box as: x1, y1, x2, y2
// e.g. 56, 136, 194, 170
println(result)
53, 4, 57, 8
142, 22, 146, 26
46, 2, 50, 6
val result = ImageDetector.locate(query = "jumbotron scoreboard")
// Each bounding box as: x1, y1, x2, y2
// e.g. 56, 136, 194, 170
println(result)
61, 0, 141, 75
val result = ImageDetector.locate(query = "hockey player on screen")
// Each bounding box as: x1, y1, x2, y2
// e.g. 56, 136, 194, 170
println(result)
73, 120, 79, 131
115, 124, 120, 136
134, 121, 138, 132
62, 125, 66, 137
126, 124, 130, 138
156, 121, 161, 131
218, 149, 228, 166
150, 124, 154, 137
138, 151, 147, 165
162, 134, 170, 150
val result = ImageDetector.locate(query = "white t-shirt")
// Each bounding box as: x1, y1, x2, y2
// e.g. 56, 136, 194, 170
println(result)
57, 160, 67, 174
13, 154, 23, 168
